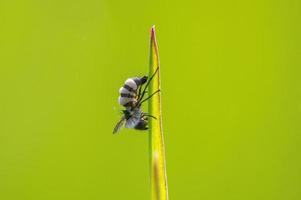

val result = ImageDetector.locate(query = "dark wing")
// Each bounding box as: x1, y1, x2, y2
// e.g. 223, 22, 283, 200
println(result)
113, 116, 126, 134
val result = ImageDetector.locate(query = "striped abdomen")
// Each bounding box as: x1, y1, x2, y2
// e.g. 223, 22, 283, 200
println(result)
118, 76, 147, 107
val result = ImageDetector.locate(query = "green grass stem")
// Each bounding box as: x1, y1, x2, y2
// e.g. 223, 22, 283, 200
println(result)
148, 26, 169, 200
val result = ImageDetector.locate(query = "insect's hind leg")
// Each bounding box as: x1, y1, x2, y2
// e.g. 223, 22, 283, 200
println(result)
137, 67, 159, 102
137, 85, 143, 99
138, 89, 160, 107
137, 79, 149, 100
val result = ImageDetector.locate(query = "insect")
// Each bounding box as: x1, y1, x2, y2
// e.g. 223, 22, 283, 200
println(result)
113, 67, 160, 134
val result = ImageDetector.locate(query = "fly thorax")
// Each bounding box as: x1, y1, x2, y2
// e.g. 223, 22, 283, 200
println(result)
122, 110, 132, 120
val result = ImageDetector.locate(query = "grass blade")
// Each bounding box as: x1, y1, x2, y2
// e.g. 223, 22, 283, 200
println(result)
148, 26, 169, 200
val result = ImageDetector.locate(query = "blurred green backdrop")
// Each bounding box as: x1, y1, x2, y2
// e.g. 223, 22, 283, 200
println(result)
0, 0, 301, 200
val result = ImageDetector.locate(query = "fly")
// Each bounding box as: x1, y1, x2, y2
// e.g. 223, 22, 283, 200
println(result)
113, 67, 159, 134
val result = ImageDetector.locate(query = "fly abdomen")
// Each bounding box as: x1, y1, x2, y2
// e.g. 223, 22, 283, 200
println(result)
119, 87, 136, 97
123, 76, 148, 92
124, 78, 138, 91
118, 86, 136, 106
118, 76, 148, 107
132, 76, 148, 87
120, 93, 135, 98
118, 95, 136, 106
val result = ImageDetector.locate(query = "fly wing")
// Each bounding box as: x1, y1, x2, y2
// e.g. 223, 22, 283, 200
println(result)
113, 116, 126, 134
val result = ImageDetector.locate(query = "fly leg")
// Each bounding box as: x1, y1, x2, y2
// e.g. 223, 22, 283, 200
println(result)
137, 89, 160, 107
142, 113, 157, 120
137, 84, 142, 99
137, 67, 159, 103
137, 86, 148, 102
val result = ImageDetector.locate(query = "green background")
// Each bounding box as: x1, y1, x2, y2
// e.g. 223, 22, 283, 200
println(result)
0, 0, 300, 199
